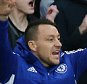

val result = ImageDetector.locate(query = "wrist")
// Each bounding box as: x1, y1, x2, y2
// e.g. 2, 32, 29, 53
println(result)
0, 15, 8, 21
46, 16, 54, 22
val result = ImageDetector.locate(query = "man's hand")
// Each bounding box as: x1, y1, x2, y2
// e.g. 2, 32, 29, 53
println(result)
46, 5, 59, 22
79, 15, 87, 34
0, 0, 15, 21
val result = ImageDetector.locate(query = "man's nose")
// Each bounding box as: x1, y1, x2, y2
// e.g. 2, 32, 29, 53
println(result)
55, 39, 62, 48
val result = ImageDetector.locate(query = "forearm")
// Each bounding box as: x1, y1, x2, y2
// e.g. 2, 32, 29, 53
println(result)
0, 20, 15, 82
0, 1, 17, 82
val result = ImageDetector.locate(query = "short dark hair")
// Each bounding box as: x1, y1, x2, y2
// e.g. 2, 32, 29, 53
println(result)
25, 19, 58, 44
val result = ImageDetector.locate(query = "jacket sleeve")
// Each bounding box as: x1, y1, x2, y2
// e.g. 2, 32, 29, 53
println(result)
67, 48, 87, 80
0, 20, 17, 83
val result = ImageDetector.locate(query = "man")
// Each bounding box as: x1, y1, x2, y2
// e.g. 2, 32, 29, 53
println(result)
0, 1, 87, 84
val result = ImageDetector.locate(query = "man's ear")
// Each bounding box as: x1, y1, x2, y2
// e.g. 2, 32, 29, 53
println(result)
28, 41, 37, 51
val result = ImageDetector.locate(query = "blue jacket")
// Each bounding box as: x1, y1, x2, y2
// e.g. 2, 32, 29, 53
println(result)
0, 20, 87, 84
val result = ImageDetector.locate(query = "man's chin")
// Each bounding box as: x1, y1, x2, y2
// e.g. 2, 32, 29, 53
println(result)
53, 60, 60, 65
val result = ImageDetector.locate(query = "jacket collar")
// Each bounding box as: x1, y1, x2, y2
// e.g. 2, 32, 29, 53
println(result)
14, 36, 64, 74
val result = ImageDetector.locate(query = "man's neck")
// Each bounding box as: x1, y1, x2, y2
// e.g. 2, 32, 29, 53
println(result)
9, 8, 28, 32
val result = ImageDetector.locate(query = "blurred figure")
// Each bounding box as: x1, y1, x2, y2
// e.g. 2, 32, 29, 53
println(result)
8, 0, 35, 49
54, 0, 87, 51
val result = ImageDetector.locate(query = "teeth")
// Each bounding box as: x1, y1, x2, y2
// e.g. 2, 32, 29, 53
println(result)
52, 52, 59, 55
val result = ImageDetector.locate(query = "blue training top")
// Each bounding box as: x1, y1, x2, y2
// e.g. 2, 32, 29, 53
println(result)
0, 20, 87, 84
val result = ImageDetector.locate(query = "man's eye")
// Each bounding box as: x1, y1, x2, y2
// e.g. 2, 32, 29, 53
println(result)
49, 38, 54, 41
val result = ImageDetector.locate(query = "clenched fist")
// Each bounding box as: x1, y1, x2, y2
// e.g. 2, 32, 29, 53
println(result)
0, 0, 15, 15
0, 0, 15, 20
46, 5, 59, 22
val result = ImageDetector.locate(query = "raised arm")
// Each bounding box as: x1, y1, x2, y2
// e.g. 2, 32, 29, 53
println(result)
46, 5, 59, 22
0, 0, 17, 83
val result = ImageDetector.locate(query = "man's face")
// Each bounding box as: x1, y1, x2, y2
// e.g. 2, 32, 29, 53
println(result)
16, 0, 35, 14
35, 24, 62, 67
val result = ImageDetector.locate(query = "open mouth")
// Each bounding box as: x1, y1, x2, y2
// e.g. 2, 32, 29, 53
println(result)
29, 0, 34, 7
52, 52, 59, 55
